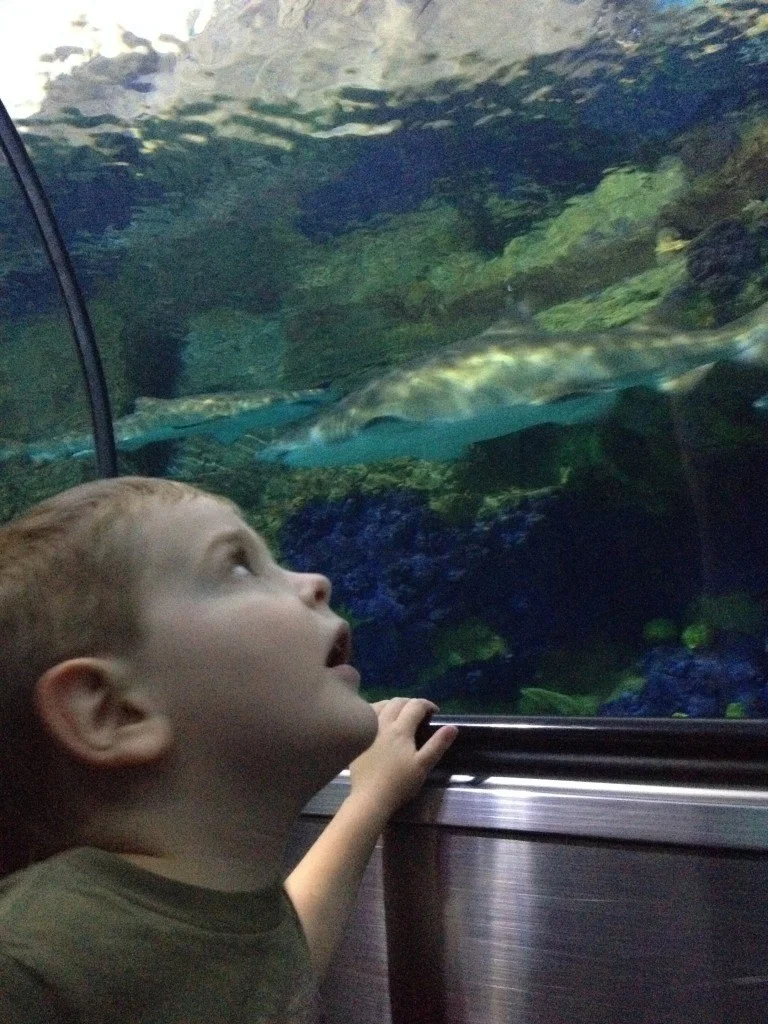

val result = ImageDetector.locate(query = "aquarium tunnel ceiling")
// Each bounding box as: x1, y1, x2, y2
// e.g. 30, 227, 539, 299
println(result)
3, 0, 768, 731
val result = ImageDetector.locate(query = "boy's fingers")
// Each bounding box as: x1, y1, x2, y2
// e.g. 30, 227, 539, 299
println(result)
390, 697, 438, 724
369, 698, 410, 719
415, 725, 459, 768
376, 696, 420, 724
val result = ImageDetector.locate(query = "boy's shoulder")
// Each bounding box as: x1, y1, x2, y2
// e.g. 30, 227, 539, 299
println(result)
0, 847, 318, 1024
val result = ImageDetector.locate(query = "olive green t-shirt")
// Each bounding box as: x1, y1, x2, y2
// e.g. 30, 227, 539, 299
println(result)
0, 846, 318, 1024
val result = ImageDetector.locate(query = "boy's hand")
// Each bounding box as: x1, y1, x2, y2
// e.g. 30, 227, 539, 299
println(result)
348, 698, 458, 819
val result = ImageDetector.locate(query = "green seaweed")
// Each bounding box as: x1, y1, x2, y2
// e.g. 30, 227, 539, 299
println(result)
726, 701, 747, 719
691, 592, 765, 636
533, 260, 688, 333
643, 618, 679, 644
418, 618, 507, 686
681, 622, 714, 651
518, 688, 599, 716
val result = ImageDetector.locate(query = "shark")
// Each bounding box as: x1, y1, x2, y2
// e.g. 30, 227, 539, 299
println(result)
0, 386, 336, 465
255, 301, 768, 468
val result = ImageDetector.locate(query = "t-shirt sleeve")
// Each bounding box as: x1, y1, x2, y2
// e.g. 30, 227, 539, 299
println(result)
0, 951, 70, 1024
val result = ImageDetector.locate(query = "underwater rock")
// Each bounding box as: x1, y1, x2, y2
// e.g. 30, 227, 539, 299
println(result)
661, 121, 768, 237
0, 302, 129, 441
180, 310, 287, 394
672, 121, 741, 180
497, 162, 686, 308
686, 219, 761, 306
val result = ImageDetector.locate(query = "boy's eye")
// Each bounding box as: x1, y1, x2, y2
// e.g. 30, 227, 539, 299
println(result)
230, 545, 255, 576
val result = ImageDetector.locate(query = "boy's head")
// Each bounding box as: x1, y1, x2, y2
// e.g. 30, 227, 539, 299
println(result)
0, 476, 377, 874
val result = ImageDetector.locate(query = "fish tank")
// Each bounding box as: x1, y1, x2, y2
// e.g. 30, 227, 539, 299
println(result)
3, 0, 768, 726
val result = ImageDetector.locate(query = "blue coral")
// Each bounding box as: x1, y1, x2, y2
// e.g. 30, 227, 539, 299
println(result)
599, 638, 768, 718
279, 488, 698, 702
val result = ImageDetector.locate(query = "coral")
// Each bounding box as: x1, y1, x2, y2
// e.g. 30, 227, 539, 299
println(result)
278, 489, 539, 694
278, 485, 698, 700
599, 641, 767, 718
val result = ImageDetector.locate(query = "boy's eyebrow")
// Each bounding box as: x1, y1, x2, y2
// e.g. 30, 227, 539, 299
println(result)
200, 527, 269, 563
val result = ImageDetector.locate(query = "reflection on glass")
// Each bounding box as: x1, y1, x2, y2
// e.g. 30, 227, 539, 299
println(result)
3, 0, 768, 718
0, 154, 100, 517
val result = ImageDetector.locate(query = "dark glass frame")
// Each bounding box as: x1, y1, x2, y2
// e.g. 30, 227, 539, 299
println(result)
421, 716, 768, 785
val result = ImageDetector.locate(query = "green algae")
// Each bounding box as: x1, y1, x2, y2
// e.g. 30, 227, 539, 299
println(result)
689, 592, 765, 636
518, 688, 599, 716
681, 621, 714, 651
421, 162, 686, 316
180, 309, 287, 393
502, 163, 685, 276
532, 260, 688, 332
295, 202, 477, 308
418, 619, 507, 686
643, 618, 679, 644
0, 301, 129, 441
726, 702, 747, 719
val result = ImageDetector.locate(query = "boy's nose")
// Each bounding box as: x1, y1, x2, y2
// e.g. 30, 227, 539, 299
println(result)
299, 572, 332, 605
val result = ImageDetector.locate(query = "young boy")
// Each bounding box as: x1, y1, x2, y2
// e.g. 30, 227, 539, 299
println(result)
0, 476, 458, 1023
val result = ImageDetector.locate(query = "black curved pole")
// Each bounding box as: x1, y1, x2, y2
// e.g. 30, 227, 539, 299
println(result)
0, 98, 118, 478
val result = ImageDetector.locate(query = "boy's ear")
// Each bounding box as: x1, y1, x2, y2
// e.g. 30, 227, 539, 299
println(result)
35, 658, 173, 769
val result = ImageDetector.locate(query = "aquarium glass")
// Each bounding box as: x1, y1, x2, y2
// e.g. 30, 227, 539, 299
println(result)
3, 0, 768, 719
0, 150, 100, 514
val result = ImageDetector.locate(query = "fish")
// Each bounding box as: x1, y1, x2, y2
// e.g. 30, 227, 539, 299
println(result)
255, 302, 768, 468
0, 387, 336, 464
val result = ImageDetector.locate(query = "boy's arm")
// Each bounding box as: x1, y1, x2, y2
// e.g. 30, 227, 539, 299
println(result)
283, 789, 388, 985
284, 698, 458, 985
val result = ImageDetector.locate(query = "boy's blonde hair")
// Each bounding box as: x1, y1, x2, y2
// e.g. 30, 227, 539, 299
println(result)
0, 476, 229, 875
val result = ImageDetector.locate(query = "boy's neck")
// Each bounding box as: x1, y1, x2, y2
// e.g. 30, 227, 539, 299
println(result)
84, 786, 311, 893
115, 848, 284, 892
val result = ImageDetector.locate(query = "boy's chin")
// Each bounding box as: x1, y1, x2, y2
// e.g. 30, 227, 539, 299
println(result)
338, 698, 378, 754
317, 698, 378, 771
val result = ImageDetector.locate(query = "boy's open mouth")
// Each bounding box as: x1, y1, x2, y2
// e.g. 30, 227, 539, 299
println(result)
326, 624, 352, 667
